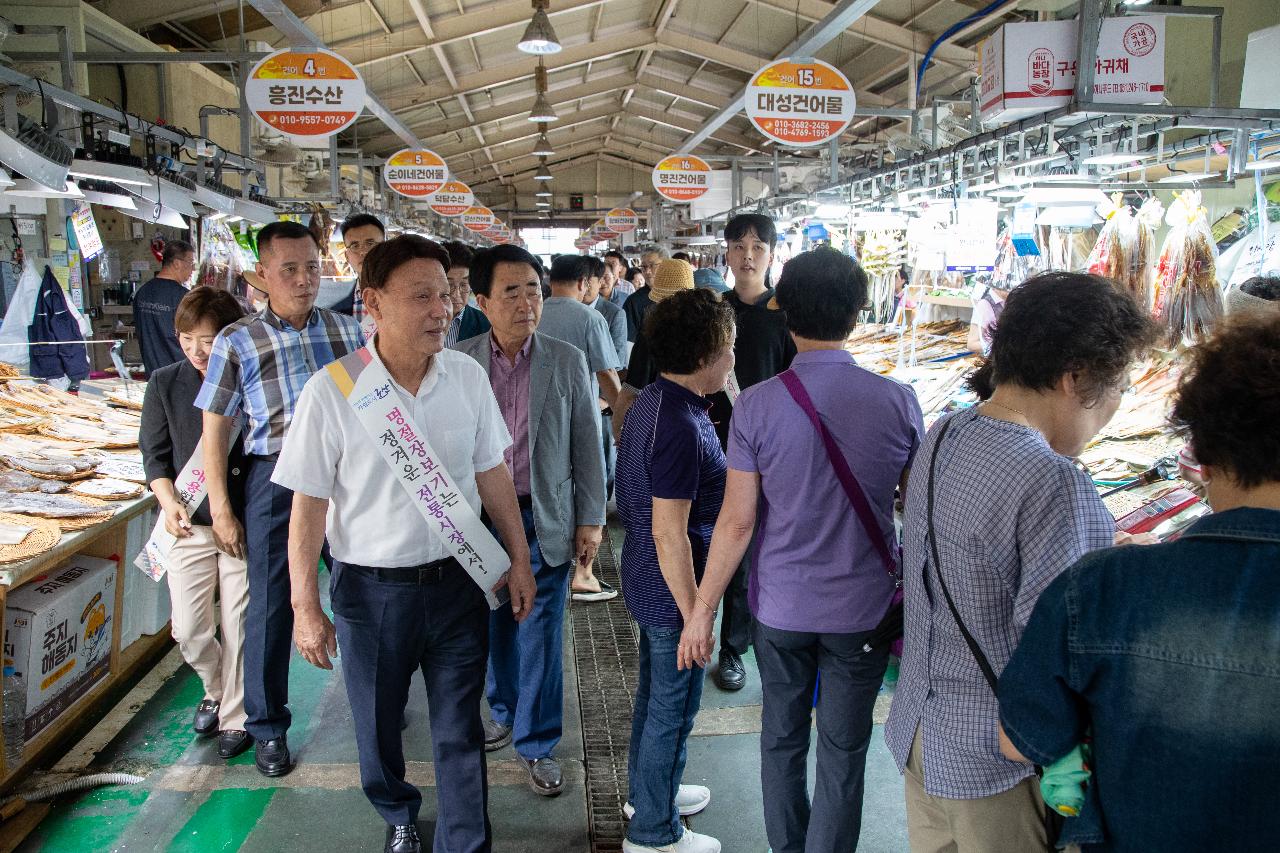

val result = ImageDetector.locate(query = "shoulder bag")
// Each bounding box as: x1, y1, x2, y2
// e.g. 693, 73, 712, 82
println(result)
779, 369, 904, 652
924, 416, 1067, 845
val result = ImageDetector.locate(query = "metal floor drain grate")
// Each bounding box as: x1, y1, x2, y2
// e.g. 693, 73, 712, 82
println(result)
572, 527, 637, 853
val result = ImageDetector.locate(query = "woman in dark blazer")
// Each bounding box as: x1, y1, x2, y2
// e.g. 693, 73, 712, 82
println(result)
140, 287, 251, 760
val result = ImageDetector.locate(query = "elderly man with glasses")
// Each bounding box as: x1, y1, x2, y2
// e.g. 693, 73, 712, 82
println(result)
443, 241, 492, 348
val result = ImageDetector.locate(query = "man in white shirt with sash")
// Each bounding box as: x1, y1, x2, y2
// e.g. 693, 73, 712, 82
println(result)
273, 235, 535, 853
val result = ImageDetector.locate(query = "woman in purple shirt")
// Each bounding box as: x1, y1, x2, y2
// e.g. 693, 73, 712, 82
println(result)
616, 289, 736, 853
679, 248, 925, 853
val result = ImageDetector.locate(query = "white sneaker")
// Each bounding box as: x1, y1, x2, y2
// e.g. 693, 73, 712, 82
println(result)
622, 784, 711, 819
622, 828, 721, 853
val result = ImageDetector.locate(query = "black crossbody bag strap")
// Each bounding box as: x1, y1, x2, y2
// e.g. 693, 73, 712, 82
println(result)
926, 419, 999, 693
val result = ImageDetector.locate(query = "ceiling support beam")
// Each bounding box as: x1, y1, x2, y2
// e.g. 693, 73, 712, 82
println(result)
674, 0, 886, 155
748, 0, 974, 70
246, 0, 425, 152
403, 0, 502, 183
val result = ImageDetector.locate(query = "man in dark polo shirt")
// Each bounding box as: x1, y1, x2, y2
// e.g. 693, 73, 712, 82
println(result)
613, 214, 795, 692
133, 238, 195, 376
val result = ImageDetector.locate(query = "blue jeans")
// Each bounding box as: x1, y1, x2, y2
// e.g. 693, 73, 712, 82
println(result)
627, 626, 706, 847
486, 507, 571, 761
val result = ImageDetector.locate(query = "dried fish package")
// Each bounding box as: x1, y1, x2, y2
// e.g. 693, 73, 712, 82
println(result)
1153, 191, 1223, 348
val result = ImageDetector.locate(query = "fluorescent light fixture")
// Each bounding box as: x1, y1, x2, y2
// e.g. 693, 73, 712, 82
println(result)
1157, 170, 1221, 184
1244, 157, 1280, 172
534, 162, 554, 181
1036, 173, 1098, 184
77, 180, 137, 209
128, 182, 199, 218
1022, 186, 1110, 207
517, 7, 562, 55
1036, 205, 1101, 227
119, 202, 190, 229
814, 203, 852, 218
67, 158, 152, 187
1083, 151, 1151, 167
528, 93, 558, 123
1011, 152, 1069, 171
5, 178, 84, 199
532, 132, 555, 157
686, 235, 719, 246
190, 181, 239, 214
535, 188, 553, 197
535, 201, 551, 207
989, 187, 1027, 199
0, 116, 72, 191
233, 197, 279, 225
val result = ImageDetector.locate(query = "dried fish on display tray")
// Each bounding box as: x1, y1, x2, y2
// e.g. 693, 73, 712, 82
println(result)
0, 491, 119, 519
69, 477, 144, 501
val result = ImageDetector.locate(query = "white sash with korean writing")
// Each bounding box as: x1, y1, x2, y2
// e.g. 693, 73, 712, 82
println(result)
134, 423, 241, 581
325, 346, 510, 609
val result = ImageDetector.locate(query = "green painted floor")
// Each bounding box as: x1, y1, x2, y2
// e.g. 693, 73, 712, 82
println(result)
17, 524, 910, 853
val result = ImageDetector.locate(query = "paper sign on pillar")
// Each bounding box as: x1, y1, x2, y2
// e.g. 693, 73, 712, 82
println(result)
979, 16, 1166, 125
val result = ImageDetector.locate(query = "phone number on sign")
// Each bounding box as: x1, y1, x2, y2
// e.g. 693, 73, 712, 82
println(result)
271, 113, 349, 127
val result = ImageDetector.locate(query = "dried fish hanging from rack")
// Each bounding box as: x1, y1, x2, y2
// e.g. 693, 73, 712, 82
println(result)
992, 226, 1046, 290
860, 230, 907, 324
1087, 195, 1161, 309
1153, 191, 1223, 348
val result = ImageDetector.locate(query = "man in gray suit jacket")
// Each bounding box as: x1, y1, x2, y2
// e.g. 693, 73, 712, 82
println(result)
456, 245, 606, 799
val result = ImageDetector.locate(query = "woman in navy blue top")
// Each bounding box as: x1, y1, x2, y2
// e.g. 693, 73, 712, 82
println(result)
616, 288, 735, 853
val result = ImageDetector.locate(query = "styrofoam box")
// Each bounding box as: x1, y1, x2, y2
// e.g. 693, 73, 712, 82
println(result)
980, 16, 1166, 125
3, 556, 117, 741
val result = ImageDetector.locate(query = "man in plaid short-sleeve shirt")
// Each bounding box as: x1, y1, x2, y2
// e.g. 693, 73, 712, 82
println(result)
196, 221, 364, 778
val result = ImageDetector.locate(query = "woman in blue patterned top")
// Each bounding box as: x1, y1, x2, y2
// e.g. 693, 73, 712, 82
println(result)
616, 288, 735, 853
885, 273, 1157, 853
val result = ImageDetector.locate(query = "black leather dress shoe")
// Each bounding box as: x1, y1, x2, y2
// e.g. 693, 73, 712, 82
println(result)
521, 756, 564, 796
714, 650, 747, 691
385, 824, 422, 853
218, 729, 253, 759
254, 736, 293, 777
193, 699, 220, 736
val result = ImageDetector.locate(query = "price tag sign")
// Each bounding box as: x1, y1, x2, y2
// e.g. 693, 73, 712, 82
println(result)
245, 49, 365, 140
462, 206, 495, 233
384, 149, 449, 199
69, 201, 104, 261
606, 207, 638, 234
745, 58, 856, 148
426, 181, 473, 217
652, 155, 712, 203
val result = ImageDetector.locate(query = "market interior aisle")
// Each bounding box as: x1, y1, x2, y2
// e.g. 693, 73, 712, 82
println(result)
17, 522, 909, 852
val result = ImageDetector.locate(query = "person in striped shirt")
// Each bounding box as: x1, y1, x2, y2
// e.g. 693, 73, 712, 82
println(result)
196, 220, 365, 779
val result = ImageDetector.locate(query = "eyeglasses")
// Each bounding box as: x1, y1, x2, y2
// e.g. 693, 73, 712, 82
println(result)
345, 239, 381, 253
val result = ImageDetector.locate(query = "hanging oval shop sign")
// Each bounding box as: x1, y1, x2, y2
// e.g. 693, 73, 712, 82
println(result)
383, 149, 449, 199
605, 207, 638, 234
245, 48, 366, 140
462, 206, 495, 232
652, 155, 712, 203
425, 180, 474, 216
745, 58, 856, 148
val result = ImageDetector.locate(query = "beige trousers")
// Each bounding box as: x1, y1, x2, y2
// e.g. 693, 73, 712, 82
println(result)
165, 525, 249, 731
904, 728, 1051, 853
